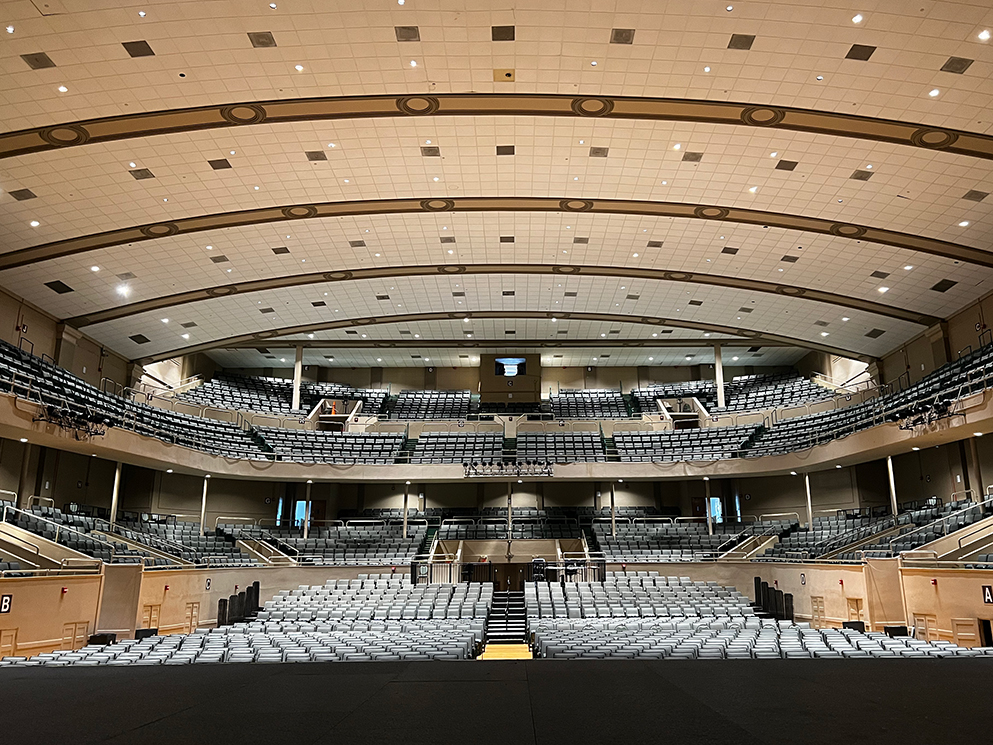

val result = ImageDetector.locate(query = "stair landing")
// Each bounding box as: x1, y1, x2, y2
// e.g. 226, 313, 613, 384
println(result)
478, 644, 533, 660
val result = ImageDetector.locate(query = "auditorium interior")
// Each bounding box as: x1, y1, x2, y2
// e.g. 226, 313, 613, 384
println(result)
1, 0, 993, 742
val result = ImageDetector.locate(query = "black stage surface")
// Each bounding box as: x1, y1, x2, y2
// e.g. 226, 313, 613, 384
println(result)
2, 659, 988, 744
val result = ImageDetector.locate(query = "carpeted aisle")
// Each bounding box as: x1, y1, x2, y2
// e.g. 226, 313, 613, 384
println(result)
1, 660, 989, 744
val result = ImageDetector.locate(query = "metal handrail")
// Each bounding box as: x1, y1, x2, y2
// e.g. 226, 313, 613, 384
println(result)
2, 505, 120, 553
758, 512, 802, 523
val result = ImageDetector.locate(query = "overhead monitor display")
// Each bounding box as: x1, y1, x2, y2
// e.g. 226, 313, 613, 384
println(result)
495, 357, 527, 377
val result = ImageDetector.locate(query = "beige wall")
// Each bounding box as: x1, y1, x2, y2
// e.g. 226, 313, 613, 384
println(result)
0, 573, 104, 656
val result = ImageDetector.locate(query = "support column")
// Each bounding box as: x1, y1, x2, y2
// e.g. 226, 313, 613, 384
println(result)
714, 344, 726, 410
804, 473, 814, 528
969, 437, 985, 498
886, 456, 899, 517
303, 480, 313, 539
109, 461, 123, 528
507, 482, 513, 533
16, 442, 34, 509
610, 481, 617, 538
199, 475, 210, 535
403, 481, 411, 540
705, 493, 713, 536
291, 345, 304, 411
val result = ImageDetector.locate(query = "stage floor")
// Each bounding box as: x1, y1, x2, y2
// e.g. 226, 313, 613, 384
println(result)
2, 659, 988, 744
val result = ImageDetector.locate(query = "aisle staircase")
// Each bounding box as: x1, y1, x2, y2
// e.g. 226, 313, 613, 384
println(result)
481, 590, 532, 659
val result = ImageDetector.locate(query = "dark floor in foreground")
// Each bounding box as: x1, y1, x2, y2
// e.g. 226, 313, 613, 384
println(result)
1, 659, 987, 744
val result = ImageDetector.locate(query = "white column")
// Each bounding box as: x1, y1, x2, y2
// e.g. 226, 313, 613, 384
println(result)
403, 481, 410, 540
109, 461, 123, 528
804, 472, 814, 528
610, 481, 617, 538
507, 482, 513, 533
199, 475, 210, 535
886, 456, 899, 517
291, 345, 304, 411
303, 480, 313, 539
704, 480, 713, 536
714, 343, 726, 410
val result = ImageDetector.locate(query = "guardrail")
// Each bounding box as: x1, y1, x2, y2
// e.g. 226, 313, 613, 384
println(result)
887, 496, 993, 554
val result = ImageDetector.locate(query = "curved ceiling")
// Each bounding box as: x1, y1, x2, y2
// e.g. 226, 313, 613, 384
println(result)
1, 1, 991, 368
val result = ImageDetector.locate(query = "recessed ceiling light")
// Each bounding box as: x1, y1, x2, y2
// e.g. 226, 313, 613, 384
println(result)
230, 150, 236, 155
19, 438, 27, 443
398, 0, 404, 4
958, 221, 970, 227
163, 198, 168, 202
377, 358, 382, 362
328, 143, 336, 148
878, 286, 889, 293
129, 161, 136, 168
648, 357, 654, 361
836, 465, 842, 469
852, 14, 863, 23
975, 432, 984, 437
790, 471, 797, 476
590, 60, 597, 66
748, 186, 757, 193
6, 25, 14, 33
226, 268, 232, 272
410, 60, 417, 67
280, 358, 286, 362
269, 2, 276, 7
424, 357, 429, 361
343, 178, 350, 183
732, 356, 739, 361
912, 447, 920, 451
90, 266, 99, 272
928, 88, 940, 97
673, 143, 682, 150
254, 186, 260, 190
685, 355, 692, 360
294, 64, 303, 71
57, 85, 68, 93
842, 317, 850, 322
704, 66, 711, 72
375, 253, 380, 257
447, 249, 454, 254
904, 265, 913, 270
865, 164, 873, 169
433, 177, 439, 182
181, 333, 190, 340
726, 5, 733, 10
574, 176, 579, 180
652, 333, 658, 337
820, 332, 830, 337
980, 30, 991, 41
770, 152, 778, 157
632, 253, 639, 257
161, 318, 169, 323
816, 75, 823, 81
414, 334, 420, 338
29, 220, 40, 227
117, 285, 130, 297
661, 180, 667, 185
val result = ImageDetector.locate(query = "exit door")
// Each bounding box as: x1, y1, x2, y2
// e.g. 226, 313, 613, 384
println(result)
847, 598, 865, 623
60, 622, 89, 650
0, 629, 16, 657
810, 597, 826, 629
492, 564, 526, 592
184, 603, 200, 633
913, 613, 938, 641
141, 604, 161, 630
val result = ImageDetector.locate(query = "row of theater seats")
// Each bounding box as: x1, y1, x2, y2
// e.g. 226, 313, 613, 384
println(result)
759, 513, 896, 561
592, 519, 797, 562
517, 431, 607, 461
632, 372, 834, 415
391, 390, 471, 420
549, 389, 632, 418
116, 518, 258, 566
7, 506, 175, 566
532, 619, 985, 659
256, 428, 405, 464
410, 432, 503, 464
339, 505, 674, 526
614, 425, 760, 461
0, 561, 26, 576
217, 524, 428, 566
178, 373, 387, 416
437, 521, 581, 540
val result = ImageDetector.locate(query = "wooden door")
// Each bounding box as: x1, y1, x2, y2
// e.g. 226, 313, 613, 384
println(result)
847, 598, 864, 622
0, 629, 16, 657
60, 621, 88, 650
141, 604, 161, 630
913, 613, 938, 641
952, 618, 978, 648
810, 596, 825, 629
185, 603, 200, 633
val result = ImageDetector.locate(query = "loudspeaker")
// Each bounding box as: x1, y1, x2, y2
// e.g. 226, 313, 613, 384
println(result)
842, 621, 867, 633
88, 633, 116, 646
135, 628, 158, 640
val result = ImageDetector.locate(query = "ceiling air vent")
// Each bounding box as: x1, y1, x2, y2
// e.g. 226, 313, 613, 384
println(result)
647, 241, 663, 248
930, 279, 957, 293
259, 307, 275, 314
500, 236, 515, 243
395, 26, 420, 42
305, 151, 327, 162
850, 170, 873, 181
722, 247, 739, 255
208, 159, 232, 170
129, 168, 155, 180
564, 291, 578, 297
129, 334, 151, 344
870, 270, 890, 279
9, 189, 37, 201
349, 240, 366, 247
440, 236, 456, 243
688, 300, 703, 306
496, 145, 515, 155
209, 255, 229, 263
420, 146, 441, 157
682, 152, 703, 162
122, 40, 155, 57
491, 26, 515, 41
376, 295, 390, 301
940, 57, 973, 74
21, 52, 56, 69
248, 32, 277, 48
846, 44, 876, 61
610, 28, 635, 44
271, 247, 290, 255
776, 160, 798, 171
573, 237, 589, 244
963, 190, 988, 202
727, 34, 755, 50
589, 147, 609, 158
181, 322, 198, 328
865, 329, 886, 339
44, 280, 74, 294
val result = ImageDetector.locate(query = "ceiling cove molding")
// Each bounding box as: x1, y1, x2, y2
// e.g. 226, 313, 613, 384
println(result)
222, 338, 790, 350
133, 310, 874, 365
65, 262, 937, 329
1, 93, 991, 161
4, 196, 991, 272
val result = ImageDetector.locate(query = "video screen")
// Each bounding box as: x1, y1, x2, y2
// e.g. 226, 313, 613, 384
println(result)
495, 357, 527, 377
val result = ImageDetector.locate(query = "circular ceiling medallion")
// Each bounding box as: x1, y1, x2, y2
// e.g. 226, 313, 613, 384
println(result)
421, 199, 455, 211
829, 223, 867, 238
139, 223, 179, 238
560, 199, 594, 212
663, 271, 693, 281
396, 96, 441, 115
775, 286, 806, 296
438, 265, 468, 274
282, 205, 318, 219
737, 329, 761, 337
740, 106, 786, 126
551, 265, 582, 274
910, 128, 959, 149
252, 331, 278, 340
220, 104, 267, 125
40, 124, 90, 147
694, 206, 729, 219
323, 271, 354, 281
571, 97, 615, 117
206, 285, 239, 297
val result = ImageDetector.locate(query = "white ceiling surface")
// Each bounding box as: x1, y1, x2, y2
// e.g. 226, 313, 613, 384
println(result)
205, 345, 806, 370
0, 0, 991, 132
1, 117, 992, 253
82, 273, 921, 358
273, 318, 745, 342
4, 209, 987, 324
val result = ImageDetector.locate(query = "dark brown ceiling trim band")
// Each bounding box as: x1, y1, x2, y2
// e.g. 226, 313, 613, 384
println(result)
224, 338, 792, 350
65, 262, 937, 329
4, 196, 990, 271
1, 93, 991, 161
133, 310, 872, 365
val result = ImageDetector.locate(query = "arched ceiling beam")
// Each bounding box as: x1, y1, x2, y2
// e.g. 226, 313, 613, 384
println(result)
66, 262, 937, 329
4, 196, 990, 272
133, 310, 872, 365
1, 93, 990, 161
